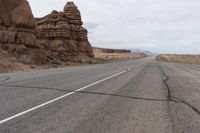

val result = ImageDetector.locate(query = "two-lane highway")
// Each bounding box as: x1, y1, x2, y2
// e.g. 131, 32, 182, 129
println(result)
0, 57, 200, 133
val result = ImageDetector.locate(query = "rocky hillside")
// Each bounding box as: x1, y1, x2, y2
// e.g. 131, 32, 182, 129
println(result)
0, 0, 94, 72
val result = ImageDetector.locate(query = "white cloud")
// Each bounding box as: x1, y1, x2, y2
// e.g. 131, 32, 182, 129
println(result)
28, 0, 200, 54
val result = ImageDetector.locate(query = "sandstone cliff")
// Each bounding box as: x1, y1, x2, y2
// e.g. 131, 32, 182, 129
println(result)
0, 0, 94, 72
0, 0, 46, 65
36, 2, 94, 63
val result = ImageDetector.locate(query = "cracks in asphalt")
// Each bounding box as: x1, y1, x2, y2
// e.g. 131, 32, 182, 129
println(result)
0, 77, 10, 83
172, 96, 200, 115
158, 65, 200, 116
0, 84, 180, 103
159, 68, 172, 101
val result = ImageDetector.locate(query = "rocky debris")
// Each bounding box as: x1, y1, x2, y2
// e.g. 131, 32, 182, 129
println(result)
0, 49, 30, 73
36, 1, 94, 63
0, 0, 47, 65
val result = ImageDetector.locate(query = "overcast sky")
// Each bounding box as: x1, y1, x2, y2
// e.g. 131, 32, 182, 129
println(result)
28, 0, 200, 54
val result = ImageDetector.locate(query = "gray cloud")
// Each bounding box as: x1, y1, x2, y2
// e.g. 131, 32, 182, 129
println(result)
28, 0, 200, 54
83, 23, 98, 30
83, 22, 98, 34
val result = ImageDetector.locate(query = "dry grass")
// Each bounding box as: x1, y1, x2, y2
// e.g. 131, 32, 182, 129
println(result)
94, 53, 146, 60
156, 54, 200, 64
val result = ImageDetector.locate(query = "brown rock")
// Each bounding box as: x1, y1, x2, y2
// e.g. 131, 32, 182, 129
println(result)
36, 1, 94, 62
15, 44, 28, 54
0, 0, 47, 65
2, 43, 16, 52
0, 0, 94, 67
64, 2, 83, 25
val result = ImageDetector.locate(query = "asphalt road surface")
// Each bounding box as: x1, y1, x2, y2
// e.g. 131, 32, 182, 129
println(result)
0, 57, 200, 133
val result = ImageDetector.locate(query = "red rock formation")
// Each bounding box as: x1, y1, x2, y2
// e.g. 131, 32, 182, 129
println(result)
0, 0, 94, 67
36, 2, 94, 63
0, 0, 46, 64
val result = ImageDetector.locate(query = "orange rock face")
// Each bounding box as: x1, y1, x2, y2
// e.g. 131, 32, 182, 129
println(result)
36, 2, 94, 62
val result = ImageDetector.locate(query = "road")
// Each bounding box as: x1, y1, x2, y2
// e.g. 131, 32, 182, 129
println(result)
0, 57, 200, 133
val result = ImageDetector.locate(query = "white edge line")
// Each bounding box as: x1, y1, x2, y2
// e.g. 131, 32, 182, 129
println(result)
0, 63, 146, 125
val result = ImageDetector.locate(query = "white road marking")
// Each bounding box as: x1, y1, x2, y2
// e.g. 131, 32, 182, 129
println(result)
0, 70, 128, 125
0, 63, 145, 125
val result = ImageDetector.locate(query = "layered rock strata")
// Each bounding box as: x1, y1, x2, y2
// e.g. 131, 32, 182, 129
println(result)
0, 0, 46, 64
36, 2, 94, 63
0, 0, 94, 67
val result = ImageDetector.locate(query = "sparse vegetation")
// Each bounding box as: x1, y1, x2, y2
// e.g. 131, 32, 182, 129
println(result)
93, 47, 147, 60
94, 53, 146, 59
156, 54, 200, 64
89, 58, 110, 64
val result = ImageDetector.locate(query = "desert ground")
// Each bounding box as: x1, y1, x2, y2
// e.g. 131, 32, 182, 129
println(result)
93, 47, 146, 60
156, 54, 200, 64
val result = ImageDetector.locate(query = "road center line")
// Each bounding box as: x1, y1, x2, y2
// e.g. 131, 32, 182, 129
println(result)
0, 63, 145, 125
0, 70, 129, 125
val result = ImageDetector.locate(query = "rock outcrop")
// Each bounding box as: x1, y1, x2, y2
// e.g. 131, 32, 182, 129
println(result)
0, 0, 94, 69
0, 0, 46, 64
36, 2, 94, 63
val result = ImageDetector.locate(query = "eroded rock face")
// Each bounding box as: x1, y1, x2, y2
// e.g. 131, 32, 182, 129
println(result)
36, 2, 94, 62
0, 1, 93, 66
0, 0, 46, 64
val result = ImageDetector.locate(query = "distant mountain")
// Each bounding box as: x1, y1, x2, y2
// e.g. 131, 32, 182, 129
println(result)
143, 51, 156, 56
130, 49, 156, 56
